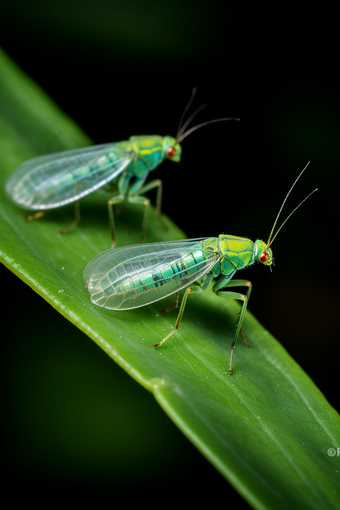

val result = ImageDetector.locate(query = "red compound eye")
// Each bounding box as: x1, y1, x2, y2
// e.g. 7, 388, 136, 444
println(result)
167, 147, 177, 158
259, 252, 270, 264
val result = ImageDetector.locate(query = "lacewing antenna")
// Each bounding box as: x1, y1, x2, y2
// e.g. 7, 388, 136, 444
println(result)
175, 88, 198, 140
177, 118, 240, 144
266, 162, 317, 249
174, 88, 239, 144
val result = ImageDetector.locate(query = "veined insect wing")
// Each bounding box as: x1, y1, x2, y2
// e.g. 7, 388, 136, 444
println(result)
6, 143, 133, 210
83, 238, 217, 311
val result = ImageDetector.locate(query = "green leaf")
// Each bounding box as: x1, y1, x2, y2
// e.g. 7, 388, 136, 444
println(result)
1, 47, 339, 509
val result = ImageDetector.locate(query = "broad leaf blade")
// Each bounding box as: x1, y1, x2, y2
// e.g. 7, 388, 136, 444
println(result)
0, 47, 339, 510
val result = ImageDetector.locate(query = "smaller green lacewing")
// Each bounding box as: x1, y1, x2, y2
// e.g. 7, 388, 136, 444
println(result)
5, 89, 238, 247
83, 164, 317, 375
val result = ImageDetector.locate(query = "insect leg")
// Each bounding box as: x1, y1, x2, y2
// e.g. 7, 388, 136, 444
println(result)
153, 285, 203, 349
25, 211, 47, 222
200, 273, 215, 290
108, 194, 125, 248
159, 273, 213, 314
223, 279, 253, 345
159, 292, 179, 313
138, 179, 171, 232
128, 195, 150, 244
58, 200, 80, 235
213, 279, 252, 376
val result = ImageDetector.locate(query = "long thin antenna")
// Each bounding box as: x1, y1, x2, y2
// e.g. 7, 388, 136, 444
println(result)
265, 161, 317, 249
266, 188, 318, 249
176, 118, 240, 144
266, 162, 309, 246
175, 88, 197, 140
176, 103, 207, 140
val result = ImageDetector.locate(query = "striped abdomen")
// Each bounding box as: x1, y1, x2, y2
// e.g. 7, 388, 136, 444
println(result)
85, 239, 219, 310
113, 247, 207, 296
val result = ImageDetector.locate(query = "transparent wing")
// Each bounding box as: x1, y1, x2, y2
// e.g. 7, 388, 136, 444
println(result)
83, 237, 209, 287
83, 239, 218, 310
5, 143, 134, 210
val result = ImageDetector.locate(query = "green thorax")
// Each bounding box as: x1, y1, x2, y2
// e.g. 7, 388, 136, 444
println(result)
200, 235, 256, 278
123, 135, 182, 177
200, 235, 273, 278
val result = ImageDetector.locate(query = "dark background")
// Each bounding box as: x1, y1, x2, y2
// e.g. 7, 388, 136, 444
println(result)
1, 2, 339, 507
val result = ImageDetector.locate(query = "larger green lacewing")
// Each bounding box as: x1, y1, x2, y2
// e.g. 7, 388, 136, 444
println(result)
83, 164, 317, 375
5, 89, 238, 247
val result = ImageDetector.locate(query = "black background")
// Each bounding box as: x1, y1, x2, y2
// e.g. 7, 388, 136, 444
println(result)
1, 2, 339, 507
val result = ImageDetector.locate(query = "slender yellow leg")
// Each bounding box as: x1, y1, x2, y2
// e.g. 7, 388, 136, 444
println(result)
58, 200, 80, 235
153, 288, 193, 348
240, 329, 251, 347
25, 211, 47, 221
213, 279, 252, 376
108, 194, 125, 248
128, 195, 150, 244
137, 179, 171, 233
159, 292, 179, 313
153, 276, 212, 350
